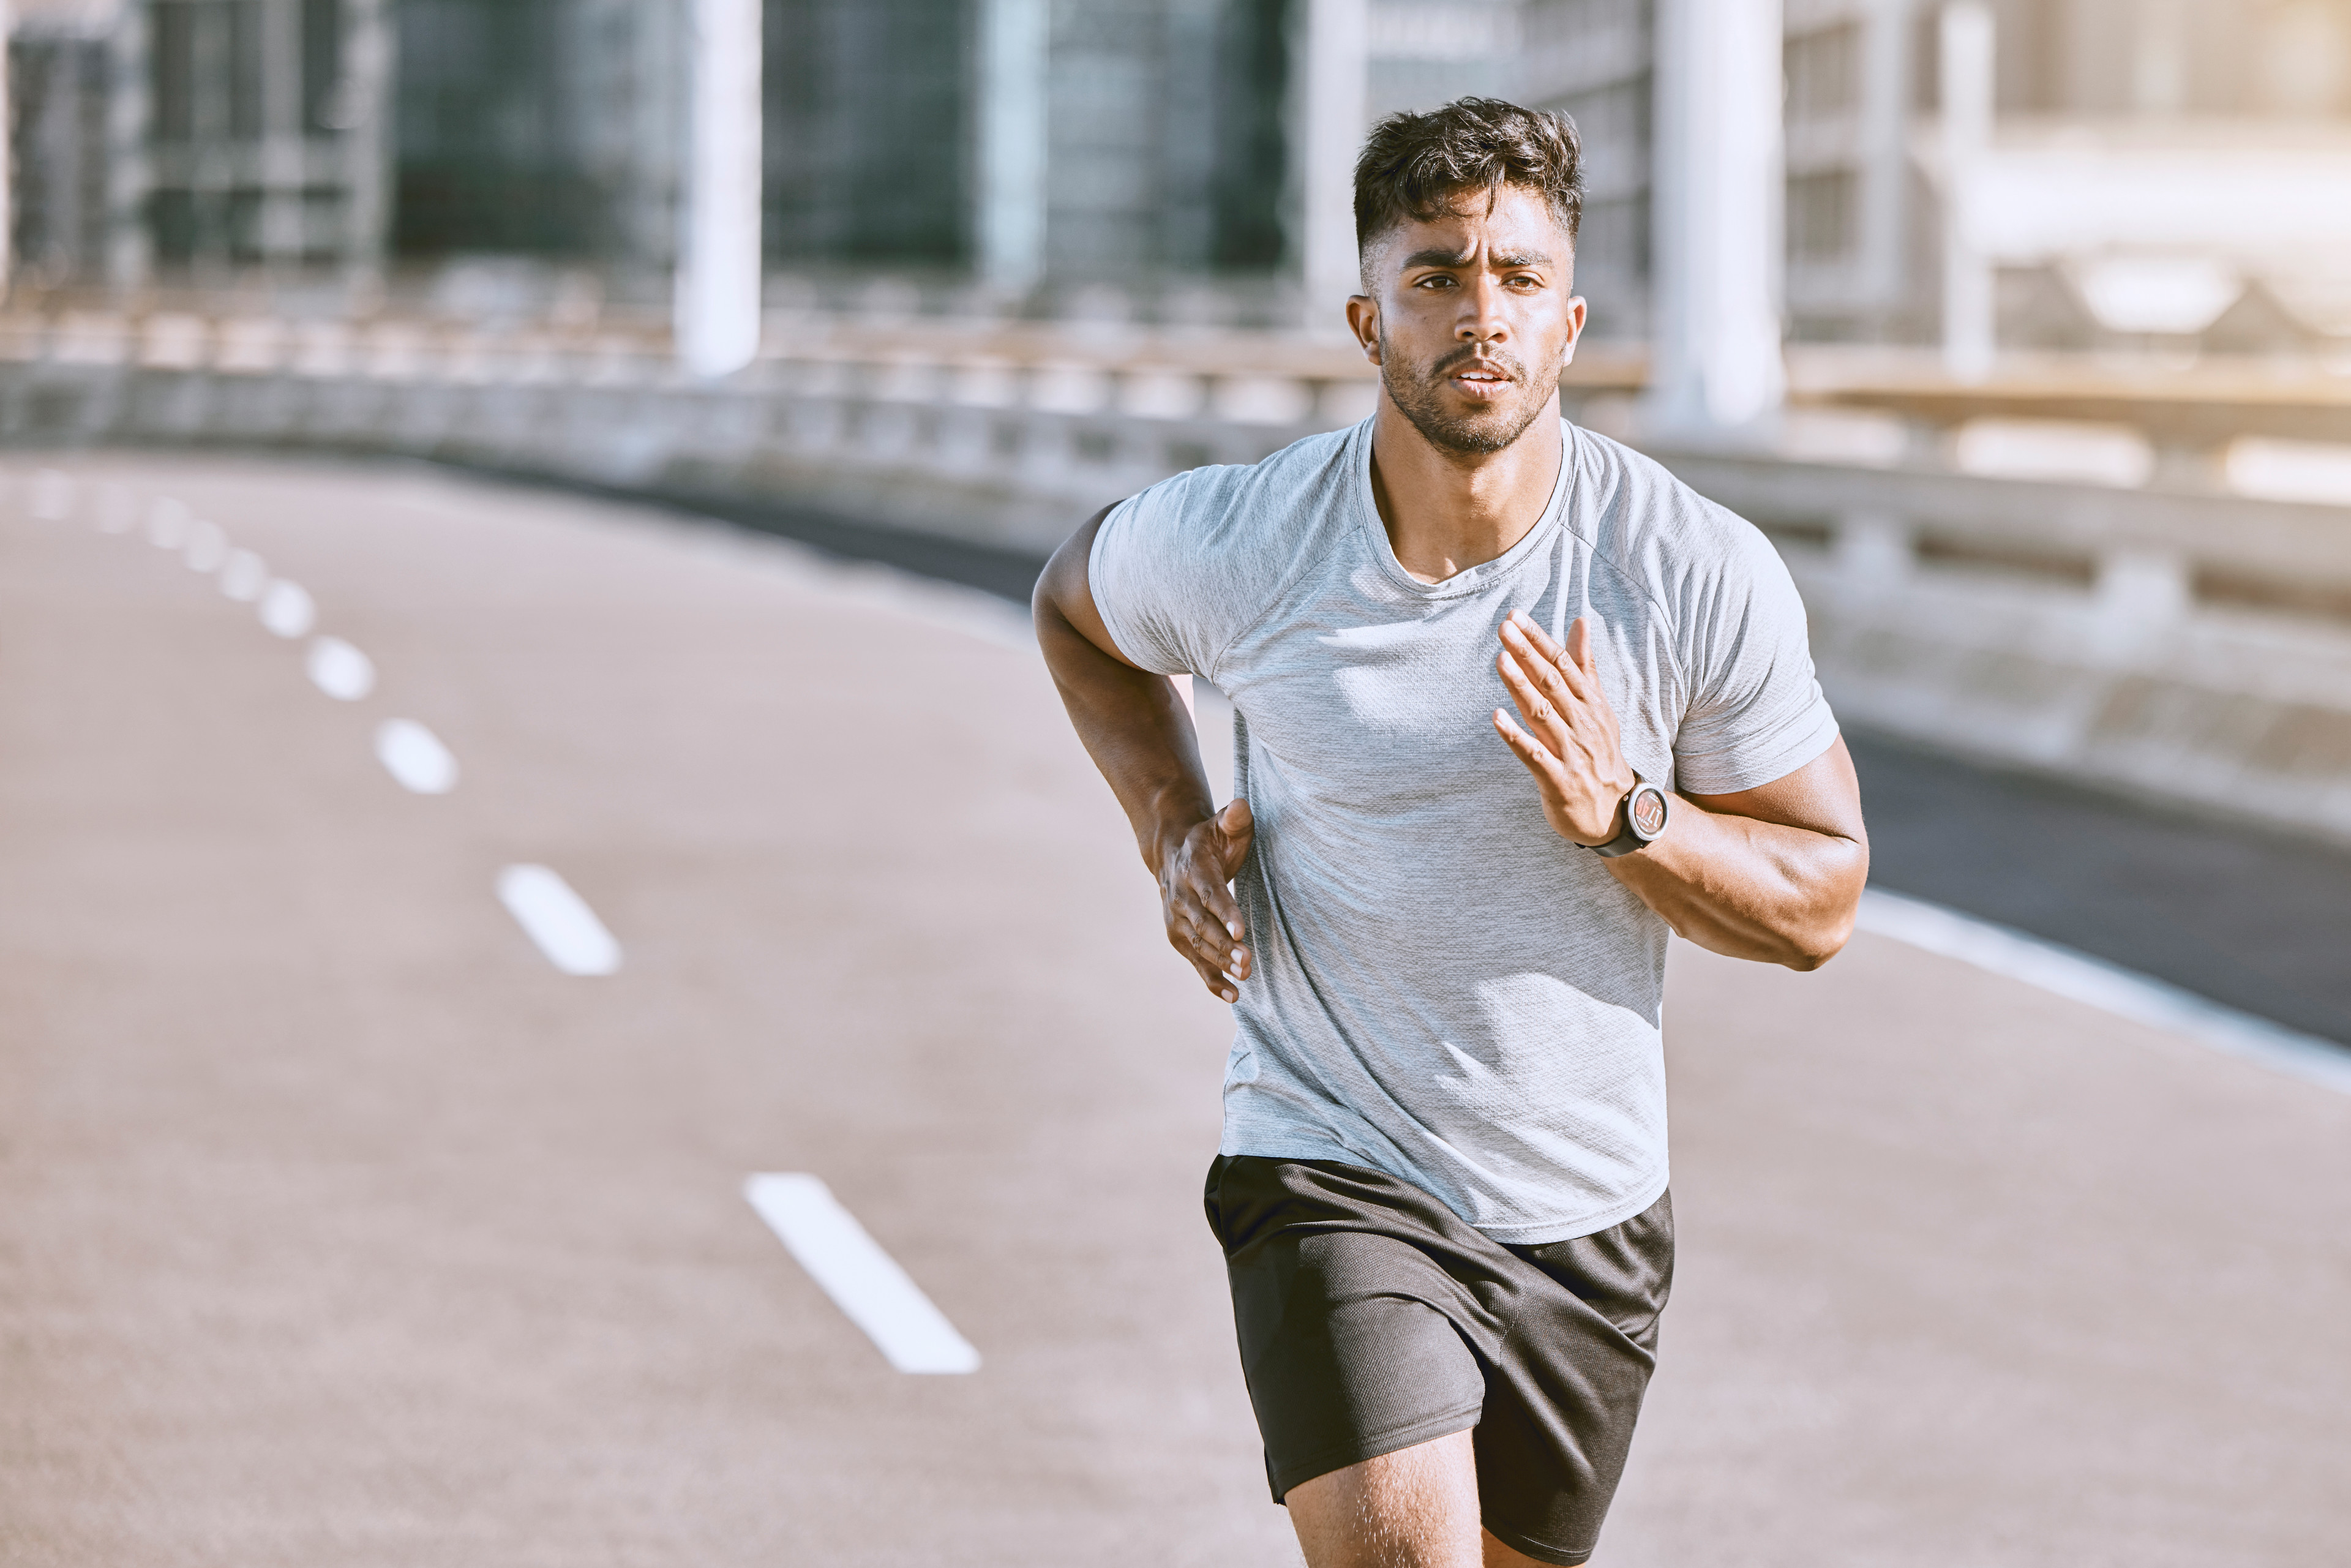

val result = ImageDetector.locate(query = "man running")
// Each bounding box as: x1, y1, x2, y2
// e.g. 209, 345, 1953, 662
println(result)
1033, 99, 1867, 1567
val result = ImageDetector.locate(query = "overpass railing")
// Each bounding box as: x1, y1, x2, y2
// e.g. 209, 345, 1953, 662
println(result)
4, 308, 2347, 843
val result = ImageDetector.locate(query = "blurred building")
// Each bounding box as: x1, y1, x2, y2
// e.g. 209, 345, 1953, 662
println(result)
6, 0, 1305, 313
1531, 0, 2351, 359
7, 0, 2351, 361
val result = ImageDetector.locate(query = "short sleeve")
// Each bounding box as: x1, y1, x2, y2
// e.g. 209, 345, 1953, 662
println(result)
1670, 522, 1840, 795
1087, 465, 1262, 680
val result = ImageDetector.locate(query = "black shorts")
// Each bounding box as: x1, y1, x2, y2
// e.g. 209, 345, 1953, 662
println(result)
1203, 1156, 1674, 1567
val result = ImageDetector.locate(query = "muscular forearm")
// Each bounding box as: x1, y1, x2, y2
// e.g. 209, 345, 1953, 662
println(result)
1491, 612, 1869, 973
1034, 585, 1213, 875
1034, 519, 1257, 1002
1602, 801, 1867, 970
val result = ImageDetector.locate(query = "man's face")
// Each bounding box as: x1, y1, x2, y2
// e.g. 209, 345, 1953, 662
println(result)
1349, 184, 1585, 457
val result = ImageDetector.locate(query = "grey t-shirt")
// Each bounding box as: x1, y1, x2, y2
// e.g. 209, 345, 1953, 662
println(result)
1090, 417, 1839, 1244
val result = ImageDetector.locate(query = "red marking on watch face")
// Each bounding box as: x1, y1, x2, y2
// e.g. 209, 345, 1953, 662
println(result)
1633, 791, 1666, 836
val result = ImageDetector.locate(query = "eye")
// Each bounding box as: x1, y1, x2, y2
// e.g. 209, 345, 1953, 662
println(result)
1415, 274, 1456, 290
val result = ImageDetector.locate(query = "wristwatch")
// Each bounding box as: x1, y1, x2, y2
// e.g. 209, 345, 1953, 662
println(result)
1590, 778, 1670, 858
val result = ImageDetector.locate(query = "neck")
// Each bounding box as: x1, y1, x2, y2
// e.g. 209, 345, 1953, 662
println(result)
1367, 392, 1565, 584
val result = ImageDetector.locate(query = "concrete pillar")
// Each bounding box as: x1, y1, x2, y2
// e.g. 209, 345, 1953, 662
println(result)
1939, 2, 1995, 381
1856, 0, 1914, 330
677, 0, 763, 378
1293, 0, 1368, 331
259, 0, 304, 262
976, 0, 1049, 295
339, 0, 396, 291
1644, 0, 1786, 442
0, 1, 12, 299
105, 0, 151, 293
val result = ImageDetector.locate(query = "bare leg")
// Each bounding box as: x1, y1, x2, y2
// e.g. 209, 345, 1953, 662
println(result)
1284, 1430, 1557, 1568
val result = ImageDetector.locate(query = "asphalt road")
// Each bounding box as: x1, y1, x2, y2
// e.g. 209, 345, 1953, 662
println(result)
3, 455, 2347, 1567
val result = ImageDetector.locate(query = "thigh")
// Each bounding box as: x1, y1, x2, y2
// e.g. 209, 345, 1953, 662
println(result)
1474, 1191, 1676, 1566
1207, 1157, 1495, 1501
1229, 1221, 1490, 1500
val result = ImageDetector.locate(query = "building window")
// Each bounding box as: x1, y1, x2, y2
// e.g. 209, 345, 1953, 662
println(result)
1786, 22, 1860, 122
1788, 170, 1854, 262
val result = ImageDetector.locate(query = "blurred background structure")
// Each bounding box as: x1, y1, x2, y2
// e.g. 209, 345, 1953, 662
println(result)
8, 1, 2351, 344
5, 0, 2351, 841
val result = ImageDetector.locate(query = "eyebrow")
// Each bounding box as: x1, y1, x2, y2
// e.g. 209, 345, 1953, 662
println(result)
1399, 247, 1555, 272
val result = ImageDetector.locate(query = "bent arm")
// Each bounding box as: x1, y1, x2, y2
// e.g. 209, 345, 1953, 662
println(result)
1034, 507, 1256, 1000
1032, 506, 1214, 873
1604, 739, 1869, 971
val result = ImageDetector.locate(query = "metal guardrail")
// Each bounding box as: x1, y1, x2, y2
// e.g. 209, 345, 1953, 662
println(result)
6, 310, 2350, 841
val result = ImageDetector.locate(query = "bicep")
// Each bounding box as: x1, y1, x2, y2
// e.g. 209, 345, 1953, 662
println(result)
1035, 505, 1144, 670
1682, 736, 1866, 847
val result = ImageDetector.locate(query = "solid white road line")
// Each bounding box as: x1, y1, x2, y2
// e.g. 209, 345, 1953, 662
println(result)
375, 718, 459, 795
743, 1174, 981, 1375
306, 636, 377, 701
1856, 889, 2351, 1095
259, 579, 316, 637
219, 549, 269, 601
495, 865, 622, 977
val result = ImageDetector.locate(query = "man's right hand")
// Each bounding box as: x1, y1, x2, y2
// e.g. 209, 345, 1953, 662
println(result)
1035, 503, 1256, 1005
1159, 798, 1255, 1002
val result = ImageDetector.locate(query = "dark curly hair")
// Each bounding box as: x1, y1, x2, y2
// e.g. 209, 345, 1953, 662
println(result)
1352, 97, 1585, 257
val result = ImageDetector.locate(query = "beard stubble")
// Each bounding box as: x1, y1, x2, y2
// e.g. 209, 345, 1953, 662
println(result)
1378, 334, 1565, 457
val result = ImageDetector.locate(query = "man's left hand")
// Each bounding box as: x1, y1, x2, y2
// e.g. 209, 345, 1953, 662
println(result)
1492, 611, 1638, 847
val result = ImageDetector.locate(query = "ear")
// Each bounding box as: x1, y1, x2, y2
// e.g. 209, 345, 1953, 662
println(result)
1561, 293, 1588, 368
1344, 294, 1382, 366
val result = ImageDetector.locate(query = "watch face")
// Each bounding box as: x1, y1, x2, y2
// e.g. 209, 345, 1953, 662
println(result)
1630, 785, 1668, 839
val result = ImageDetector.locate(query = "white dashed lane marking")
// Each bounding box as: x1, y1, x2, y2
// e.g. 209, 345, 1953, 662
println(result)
260, 579, 316, 637
495, 865, 621, 977
306, 637, 377, 701
184, 520, 229, 572
147, 498, 190, 550
375, 719, 459, 795
743, 1174, 981, 1375
220, 550, 268, 601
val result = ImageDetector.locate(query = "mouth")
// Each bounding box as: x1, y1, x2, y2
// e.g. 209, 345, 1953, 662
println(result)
1447, 362, 1515, 400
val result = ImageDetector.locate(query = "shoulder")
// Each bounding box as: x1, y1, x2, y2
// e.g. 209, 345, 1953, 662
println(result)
1087, 422, 1364, 677
1095, 421, 1360, 581
1565, 424, 1793, 612
1121, 423, 1358, 539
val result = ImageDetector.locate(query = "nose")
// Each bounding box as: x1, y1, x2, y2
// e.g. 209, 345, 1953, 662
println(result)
1456, 271, 1509, 344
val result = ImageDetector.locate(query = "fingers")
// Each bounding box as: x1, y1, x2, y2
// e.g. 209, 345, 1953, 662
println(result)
1507, 609, 1566, 662
1171, 897, 1248, 1002
1499, 612, 1595, 709
1198, 874, 1248, 948
1565, 615, 1594, 676
1496, 643, 1579, 742
1186, 950, 1242, 1003
1171, 890, 1250, 974
1165, 801, 1258, 1003
1495, 648, 1552, 733
1493, 708, 1571, 793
